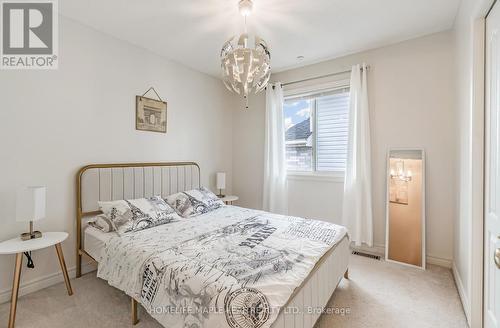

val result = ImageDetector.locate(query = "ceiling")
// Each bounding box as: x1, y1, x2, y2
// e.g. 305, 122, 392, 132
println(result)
60, 0, 461, 77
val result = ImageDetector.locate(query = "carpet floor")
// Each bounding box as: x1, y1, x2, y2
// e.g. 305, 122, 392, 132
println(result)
0, 254, 468, 328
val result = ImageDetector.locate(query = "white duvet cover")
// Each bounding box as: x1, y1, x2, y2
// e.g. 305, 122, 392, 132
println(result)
97, 206, 347, 328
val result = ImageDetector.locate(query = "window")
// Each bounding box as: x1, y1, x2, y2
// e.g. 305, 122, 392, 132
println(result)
284, 88, 350, 173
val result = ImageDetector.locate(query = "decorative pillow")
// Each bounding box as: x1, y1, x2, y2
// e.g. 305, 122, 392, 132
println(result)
89, 214, 115, 233
165, 187, 224, 218
98, 196, 180, 235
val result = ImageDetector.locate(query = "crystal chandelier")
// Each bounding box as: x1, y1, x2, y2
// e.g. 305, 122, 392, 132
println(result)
220, 0, 271, 109
390, 160, 412, 182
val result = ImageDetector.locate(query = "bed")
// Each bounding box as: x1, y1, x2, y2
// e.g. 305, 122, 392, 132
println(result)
76, 162, 349, 328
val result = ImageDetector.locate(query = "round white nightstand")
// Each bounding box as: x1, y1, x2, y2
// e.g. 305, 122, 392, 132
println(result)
0, 232, 73, 328
220, 195, 239, 205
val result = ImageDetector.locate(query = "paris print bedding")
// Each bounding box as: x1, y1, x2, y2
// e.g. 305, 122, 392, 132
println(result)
97, 205, 348, 328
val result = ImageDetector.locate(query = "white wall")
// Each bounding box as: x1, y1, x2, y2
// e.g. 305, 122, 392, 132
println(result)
232, 31, 457, 266
453, 0, 492, 325
287, 176, 344, 221
0, 16, 236, 302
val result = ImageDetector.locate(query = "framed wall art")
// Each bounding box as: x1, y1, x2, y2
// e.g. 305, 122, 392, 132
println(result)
136, 87, 167, 133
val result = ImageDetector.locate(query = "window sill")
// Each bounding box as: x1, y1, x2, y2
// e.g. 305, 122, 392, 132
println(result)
287, 171, 344, 183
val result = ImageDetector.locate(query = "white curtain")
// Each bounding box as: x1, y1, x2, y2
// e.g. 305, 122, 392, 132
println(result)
263, 82, 288, 214
342, 64, 373, 246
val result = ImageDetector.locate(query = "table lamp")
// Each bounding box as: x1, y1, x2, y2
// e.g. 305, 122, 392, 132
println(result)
216, 172, 226, 198
16, 186, 46, 241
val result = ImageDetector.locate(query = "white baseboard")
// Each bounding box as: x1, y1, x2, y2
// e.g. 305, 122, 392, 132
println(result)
427, 255, 453, 268
452, 263, 471, 325
351, 243, 453, 268
0, 261, 96, 304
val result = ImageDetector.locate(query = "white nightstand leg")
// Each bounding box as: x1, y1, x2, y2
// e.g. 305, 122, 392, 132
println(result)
8, 253, 22, 328
55, 243, 73, 296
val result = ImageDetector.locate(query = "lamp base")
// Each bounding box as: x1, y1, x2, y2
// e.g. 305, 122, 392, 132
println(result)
20, 221, 42, 241
20, 231, 42, 241
217, 189, 225, 198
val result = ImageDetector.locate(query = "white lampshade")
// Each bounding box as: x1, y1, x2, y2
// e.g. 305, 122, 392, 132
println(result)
16, 186, 46, 222
216, 172, 226, 190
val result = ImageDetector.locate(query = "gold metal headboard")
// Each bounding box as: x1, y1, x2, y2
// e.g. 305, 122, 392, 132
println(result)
75, 161, 200, 277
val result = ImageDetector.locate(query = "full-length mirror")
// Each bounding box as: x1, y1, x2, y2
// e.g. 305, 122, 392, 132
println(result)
385, 149, 426, 269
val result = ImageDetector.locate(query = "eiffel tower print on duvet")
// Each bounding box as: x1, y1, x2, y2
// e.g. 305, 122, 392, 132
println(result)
99, 196, 182, 235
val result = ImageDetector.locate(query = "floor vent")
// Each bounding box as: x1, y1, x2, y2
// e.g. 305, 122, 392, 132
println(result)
352, 251, 381, 260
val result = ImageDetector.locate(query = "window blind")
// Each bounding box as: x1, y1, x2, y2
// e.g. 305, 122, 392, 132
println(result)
315, 92, 350, 172
285, 87, 349, 103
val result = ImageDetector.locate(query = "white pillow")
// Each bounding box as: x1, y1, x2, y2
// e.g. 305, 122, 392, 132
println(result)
89, 214, 114, 233
165, 187, 224, 218
98, 196, 181, 235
